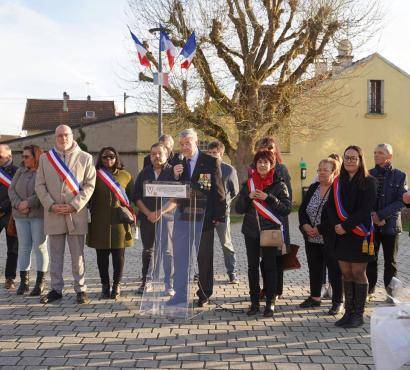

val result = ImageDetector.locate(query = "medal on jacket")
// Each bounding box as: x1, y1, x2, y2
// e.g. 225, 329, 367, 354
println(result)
198, 173, 211, 191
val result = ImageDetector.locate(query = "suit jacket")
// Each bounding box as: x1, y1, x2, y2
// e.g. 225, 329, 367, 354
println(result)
35, 142, 96, 235
178, 151, 226, 228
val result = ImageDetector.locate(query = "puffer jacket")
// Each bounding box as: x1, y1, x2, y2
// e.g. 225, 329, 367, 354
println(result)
235, 176, 291, 244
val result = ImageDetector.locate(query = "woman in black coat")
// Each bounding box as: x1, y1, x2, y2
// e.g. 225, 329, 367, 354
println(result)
298, 158, 343, 315
236, 150, 292, 317
327, 145, 377, 328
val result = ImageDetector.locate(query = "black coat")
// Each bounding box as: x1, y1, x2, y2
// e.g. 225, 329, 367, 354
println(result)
298, 182, 335, 248
235, 177, 291, 243
0, 162, 18, 216
176, 151, 226, 229
369, 165, 406, 235
326, 173, 377, 260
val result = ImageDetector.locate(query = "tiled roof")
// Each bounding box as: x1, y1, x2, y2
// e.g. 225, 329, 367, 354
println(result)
22, 98, 116, 131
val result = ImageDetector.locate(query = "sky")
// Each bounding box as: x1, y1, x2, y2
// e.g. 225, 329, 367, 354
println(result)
0, 0, 409, 135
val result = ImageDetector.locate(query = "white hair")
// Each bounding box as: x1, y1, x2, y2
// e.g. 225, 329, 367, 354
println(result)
179, 128, 198, 141
376, 143, 393, 156
0, 144, 11, 156
55, 125, 72, 134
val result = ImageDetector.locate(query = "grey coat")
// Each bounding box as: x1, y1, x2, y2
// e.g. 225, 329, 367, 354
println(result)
8, 167, 43, 219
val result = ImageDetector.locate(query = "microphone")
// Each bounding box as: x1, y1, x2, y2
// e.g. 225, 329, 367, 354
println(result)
176, 153, 184, 180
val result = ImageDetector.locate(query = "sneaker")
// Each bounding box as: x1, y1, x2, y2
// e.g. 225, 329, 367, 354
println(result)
300, 297, 321, 308
228, 274, 239, 284
76, 292, 90, 304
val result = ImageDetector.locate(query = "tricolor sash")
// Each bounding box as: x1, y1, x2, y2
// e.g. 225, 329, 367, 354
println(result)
97, 168, 136, 222
333, 176, 374, 255
247, 177, 285, 243
46, 148, 81, 196
0, 168, 12, 188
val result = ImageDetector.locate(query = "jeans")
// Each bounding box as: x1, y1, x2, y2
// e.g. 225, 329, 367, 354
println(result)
0, 215, 18, 279
15, 218, 48, 272
215, 214, 237, 276
367, 231, 399, 293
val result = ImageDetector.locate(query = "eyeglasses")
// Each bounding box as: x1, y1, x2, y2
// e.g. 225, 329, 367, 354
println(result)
102, 155, 116, 160
344, 155, 359, 163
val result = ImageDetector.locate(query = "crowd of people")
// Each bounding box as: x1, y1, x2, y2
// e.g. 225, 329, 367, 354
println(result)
0, 124, 409, 329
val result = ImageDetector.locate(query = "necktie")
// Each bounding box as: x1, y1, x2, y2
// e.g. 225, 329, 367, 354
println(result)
185, 159, 191, 180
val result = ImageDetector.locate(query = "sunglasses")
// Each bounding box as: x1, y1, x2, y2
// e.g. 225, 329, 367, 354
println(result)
102, 155, 116, 160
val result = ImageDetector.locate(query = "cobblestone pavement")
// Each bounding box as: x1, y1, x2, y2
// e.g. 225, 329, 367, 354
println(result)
1, 212, 410, 369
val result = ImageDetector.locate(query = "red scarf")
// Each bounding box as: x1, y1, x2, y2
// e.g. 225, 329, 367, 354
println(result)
250, 168, 275, 191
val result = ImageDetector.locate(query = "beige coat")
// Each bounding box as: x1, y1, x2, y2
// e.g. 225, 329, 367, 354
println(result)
35, 142, 96, 235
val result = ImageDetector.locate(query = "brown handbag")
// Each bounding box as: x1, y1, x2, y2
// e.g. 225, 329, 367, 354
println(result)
282, 244, 301, 271
6, 215, 17, 237
259, 229, 284, 248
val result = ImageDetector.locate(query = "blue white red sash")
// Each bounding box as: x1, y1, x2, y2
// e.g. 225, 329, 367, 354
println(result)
333, 176, 374, 255
0, 168, 12, 188
97, 168, 136, 222
247, 177, 285, 242
46, 148, 81, 196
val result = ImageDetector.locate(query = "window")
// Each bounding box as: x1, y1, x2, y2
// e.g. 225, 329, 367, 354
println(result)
198, 140, 209, 151
368, 80, 384, 114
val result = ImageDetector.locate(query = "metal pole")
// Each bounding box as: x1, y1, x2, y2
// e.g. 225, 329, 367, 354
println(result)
158, 31, 163, 138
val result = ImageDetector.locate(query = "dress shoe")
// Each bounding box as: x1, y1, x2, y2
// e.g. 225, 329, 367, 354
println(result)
40, 290, 62, 304
76, 292, 90, 304
100, 284, 110, 299
263, 302, 274, 317
4, 278, 15, 290
196, 297, 209, 308
111, 283, 120, 300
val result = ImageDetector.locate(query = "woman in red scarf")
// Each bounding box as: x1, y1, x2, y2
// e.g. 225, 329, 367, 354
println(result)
236, 151, 291, 317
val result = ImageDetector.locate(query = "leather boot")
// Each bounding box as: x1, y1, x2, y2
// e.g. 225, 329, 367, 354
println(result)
111, 283, 121, 300
30, 271, 45, 296
342, 283, 368, 328
100, 283, 110, 299
335, 281, 354, 327
16, 271, 29, 295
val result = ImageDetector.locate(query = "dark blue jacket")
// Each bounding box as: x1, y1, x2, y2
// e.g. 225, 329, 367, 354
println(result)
370, 165, 407, 235
0, 161, 18, 216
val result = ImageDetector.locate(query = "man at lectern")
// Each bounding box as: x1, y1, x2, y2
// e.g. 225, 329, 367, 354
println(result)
172, 128, 226, 307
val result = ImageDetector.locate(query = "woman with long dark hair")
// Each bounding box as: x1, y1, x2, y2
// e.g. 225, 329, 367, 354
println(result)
236, 150, 291, 317
87, 147, 134, 300
327, 145, 377, 328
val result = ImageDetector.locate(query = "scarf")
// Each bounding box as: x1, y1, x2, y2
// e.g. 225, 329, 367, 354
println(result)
250, 167, 275, 191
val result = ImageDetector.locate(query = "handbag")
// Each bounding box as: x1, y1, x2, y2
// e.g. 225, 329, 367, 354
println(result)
6, 215, 17, 237
282, 244, 301, 270
256, 209, 284, 248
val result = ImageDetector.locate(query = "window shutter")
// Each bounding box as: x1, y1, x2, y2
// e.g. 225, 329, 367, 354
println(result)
367, 80, 371, 113
381, 80, 385, 114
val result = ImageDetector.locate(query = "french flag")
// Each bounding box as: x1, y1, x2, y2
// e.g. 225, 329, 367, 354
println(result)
160, 29, 178, 70
180, 32, 196, 69
129, 29, 151, 68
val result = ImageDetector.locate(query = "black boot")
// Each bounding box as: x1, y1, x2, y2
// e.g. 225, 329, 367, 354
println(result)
335, 281, 354, 327
111, 283, 121, 300
100, 283, 110, 299
247, 294, 260, 315
342, 283, 368, 328
30, 271, 45, 296
263, 299, 275, 317
16, 271, 29, 295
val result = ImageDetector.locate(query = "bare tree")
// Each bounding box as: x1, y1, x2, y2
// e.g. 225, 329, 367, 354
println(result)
128, 0, 381, 179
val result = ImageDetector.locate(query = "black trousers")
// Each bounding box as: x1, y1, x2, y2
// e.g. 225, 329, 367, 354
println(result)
367, 231, 399, 293
196, 226, 215, 300
245, 235, 277, 303
96, 248, 125, 285
305, 241, 343, 304
0, 216, 18, 280
140, 220, 155, 280
261, 255, 283, 296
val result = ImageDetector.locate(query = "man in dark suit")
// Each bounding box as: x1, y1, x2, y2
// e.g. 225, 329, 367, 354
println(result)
172, 128, 226, 307
143, 134, 179, 168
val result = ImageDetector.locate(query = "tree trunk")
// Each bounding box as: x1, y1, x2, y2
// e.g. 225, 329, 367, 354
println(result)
230, 132, 255, 185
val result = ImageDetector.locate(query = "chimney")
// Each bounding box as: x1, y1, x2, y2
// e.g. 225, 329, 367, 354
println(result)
87, 95, 91, 101
63, 92, 69, 112
314, 58, 328, 77
332, 39, 353, 73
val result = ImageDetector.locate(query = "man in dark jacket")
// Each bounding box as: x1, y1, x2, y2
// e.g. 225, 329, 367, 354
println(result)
0, 144, 18, 290
143, 134, 179, 168
367, 144, 407, 301
171, 128, 226, 307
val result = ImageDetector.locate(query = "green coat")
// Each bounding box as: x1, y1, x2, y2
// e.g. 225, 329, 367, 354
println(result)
87, 168, 134, 249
